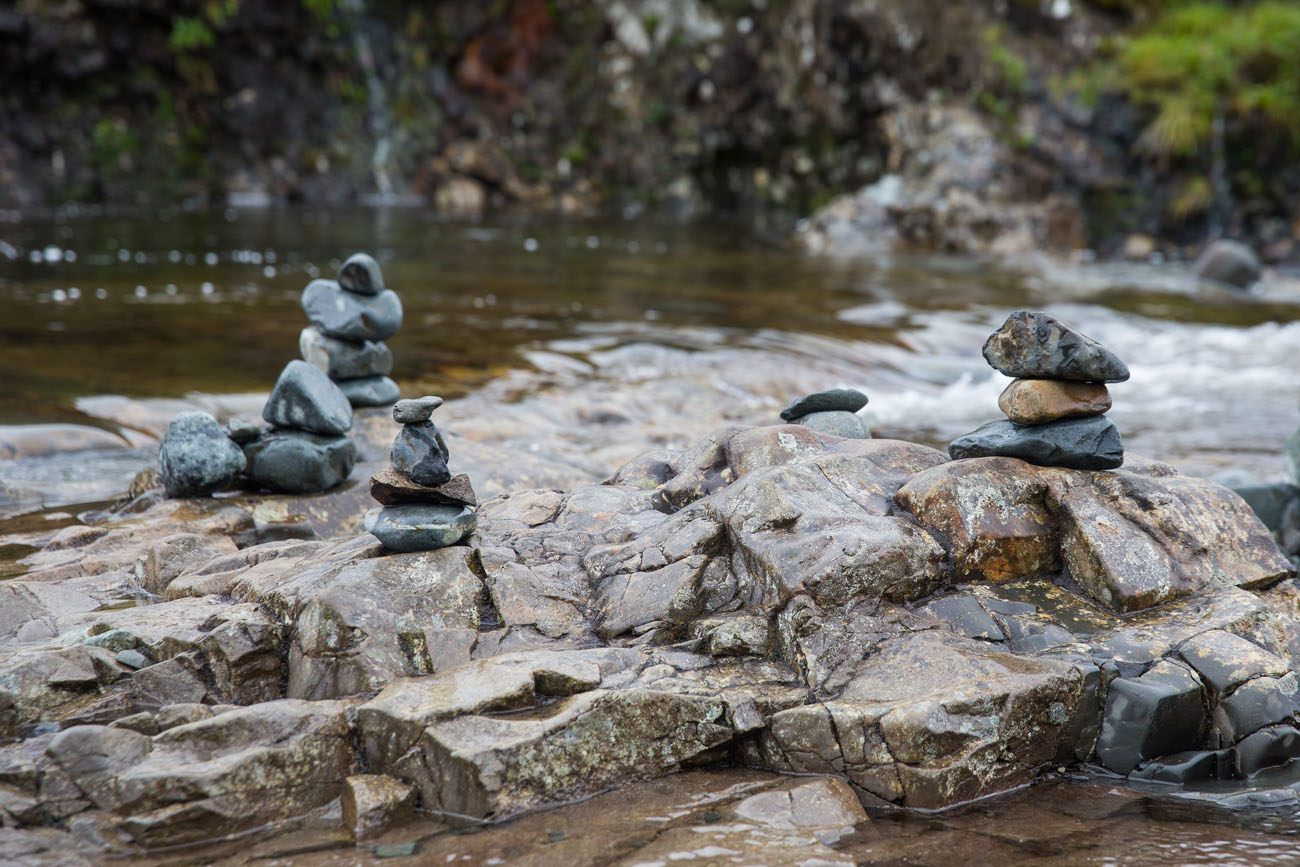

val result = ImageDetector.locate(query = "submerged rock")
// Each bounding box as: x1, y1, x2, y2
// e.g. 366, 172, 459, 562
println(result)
262, 360, 353, 436
243, 430, 357, 493
302, 279, 403, 342
299, 326, 393, 379
997, 379, 1111, 425
337, 375, 400, 408
983, 311, 1130, 383
1193, 240, 1261, 289
157, 412, 246, 498
949, 416, 1124, 470
365, 504, 476, 553
779, 388, 868, 422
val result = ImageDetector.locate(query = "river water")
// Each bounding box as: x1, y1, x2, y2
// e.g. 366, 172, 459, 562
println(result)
3, 209, 1300, 864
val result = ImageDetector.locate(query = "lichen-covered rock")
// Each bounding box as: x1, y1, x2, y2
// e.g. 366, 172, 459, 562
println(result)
157, 412, 245, 498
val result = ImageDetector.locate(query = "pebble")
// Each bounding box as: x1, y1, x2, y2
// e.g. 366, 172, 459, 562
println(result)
157, 411, 247, 498
779, 388, 868, 422
302, 279, 403, 342
338, 252, 385, 296
983, 311, 1129, 383
795, 410, 871, 439
263, 360, 353, 436
365, 504, 477, 553
390, 421, 451, 486
392, 396, 444, 424
997, 379, 1111, 426
224, 417, 265, 445
337, 375, 401, 408
243, 430, 358, 494
299, 326, 393, 379
948, 416, 1124, 470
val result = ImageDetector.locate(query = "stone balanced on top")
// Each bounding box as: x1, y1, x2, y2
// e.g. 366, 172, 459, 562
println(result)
300, 253, 403, 408
778, 387, 871, 439
365, 396, 477, 552
949, 310, 1127, 470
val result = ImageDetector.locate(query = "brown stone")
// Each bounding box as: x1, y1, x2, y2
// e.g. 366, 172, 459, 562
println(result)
997, 379, 1111, 425
369, 468, 477, 507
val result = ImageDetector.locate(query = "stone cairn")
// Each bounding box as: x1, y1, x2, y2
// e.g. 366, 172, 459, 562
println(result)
778, 387, 870, 438
157, 360, 357, 497
300, 253, 403, 408
949, 310, 1128, 470
365, 396, 477, 552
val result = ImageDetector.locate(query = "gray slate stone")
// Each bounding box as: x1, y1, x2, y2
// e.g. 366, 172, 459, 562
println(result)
779, 388, 868, 421
365, 505, 476, 553
1193, 240, 1261, 289
393, 396, 443, 424
983, 311, 1130, 382
158, 411, 247, 498
796, 410, 870, 439
299, 326, 393, 379
1213, 674, 1300, 744
1234, 725, 1300, 776
339, 376, 401, 408
244, 430, 357, 494
338, 253, 385, 296
1096, 659, 1205, 775
263, 360, 353, 436
391, 421, 451, 486
302, 279, 403, 342
948, 416, 1124, 470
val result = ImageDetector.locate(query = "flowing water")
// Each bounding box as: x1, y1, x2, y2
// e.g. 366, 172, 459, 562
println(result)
3, 208, 1300, 863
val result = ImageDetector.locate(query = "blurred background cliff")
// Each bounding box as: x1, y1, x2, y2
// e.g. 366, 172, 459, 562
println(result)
3, 0, 1299, 260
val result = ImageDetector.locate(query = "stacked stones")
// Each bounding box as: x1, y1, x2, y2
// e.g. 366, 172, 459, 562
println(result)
300, 253, 403, 407
242, 360, 358, 493
778, 388, 870, 439
365, 396, 477, 552
949, 311, 1128, 470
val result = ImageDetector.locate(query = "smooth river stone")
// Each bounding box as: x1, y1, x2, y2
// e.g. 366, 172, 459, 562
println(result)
158, 411, 246, 497
983, 311, 1129, 383
796, 410, 870, 439
948, 416, 1124, 470
302, 279, 403, 342
338, 253, 385, 296
263, 360, 353, 436
338, 376, 401, 408
243, 430, 357, 494
779, 388, 869, 422
369, 467, 477, 507
299, 326, 393, 379
390, 421, 451, 486
997, 379, 1111, 425
392, 396, 443, 424
365, 504, 476, 553
1193, 240, 1260, 289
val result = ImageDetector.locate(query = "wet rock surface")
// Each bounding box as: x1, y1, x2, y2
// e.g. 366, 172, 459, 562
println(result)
983, 311, 1130, 383
3, 417, 1299, 859
949, 416, 1125, 470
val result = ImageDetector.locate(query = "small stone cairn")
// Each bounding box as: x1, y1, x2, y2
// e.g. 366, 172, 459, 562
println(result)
300, 253, 403, 407
157, 360, 357, 497
778, 387, 870, 438
949, 310, 1127, 470
365, 396, 477, 552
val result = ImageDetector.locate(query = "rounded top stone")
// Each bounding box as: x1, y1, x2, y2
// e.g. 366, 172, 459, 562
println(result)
338, 253, 384, 296
263, 360, 353, 436
393, 396, 444, 424
780, 388, 869, 422
982, 310, 1129, 383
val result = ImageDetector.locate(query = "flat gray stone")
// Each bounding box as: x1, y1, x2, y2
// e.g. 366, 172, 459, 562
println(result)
779, 388, 868, 421
983, 310, 1130, 382
391, 421, 451, 486
263, 360, 353, 436
369, 468, 476, 507
393, 396, 443, 425
796, 410, 870, 439
948, 416, 1123, 470
299, 326, 393, 379
302, 279, 402, 342
244, 430, 357, 494
158, 411, 247, 498
365, 505, 476, 553
338, 376, 401, 408
338, 253, 385, 296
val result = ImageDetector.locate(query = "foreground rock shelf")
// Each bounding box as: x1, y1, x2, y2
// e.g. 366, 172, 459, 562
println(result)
2, 421, 1299, 858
